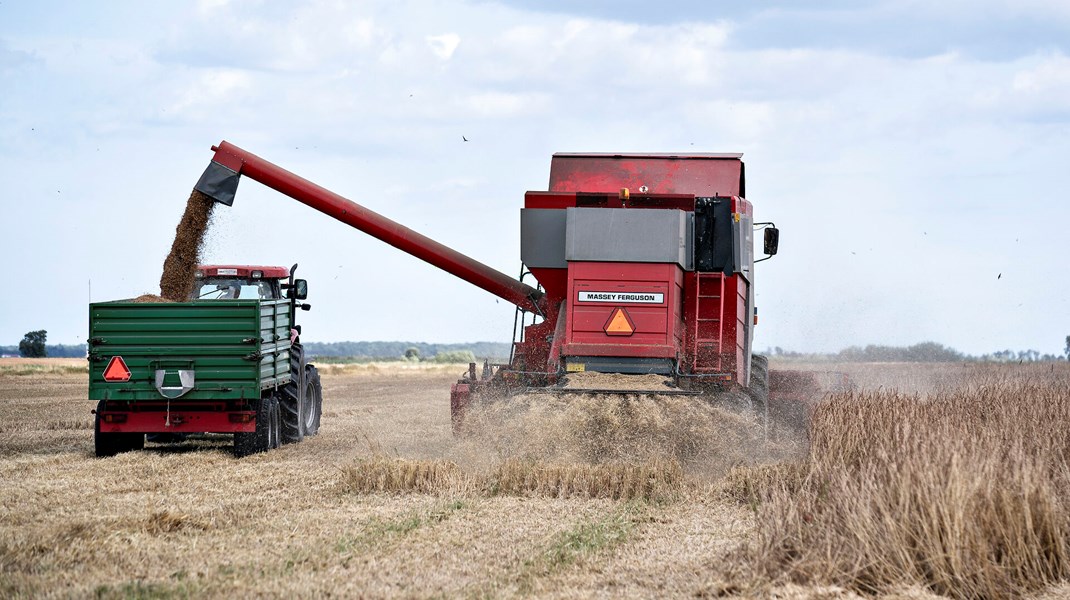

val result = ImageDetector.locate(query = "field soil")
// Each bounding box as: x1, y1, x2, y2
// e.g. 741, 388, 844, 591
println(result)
1, 359, 1068, 598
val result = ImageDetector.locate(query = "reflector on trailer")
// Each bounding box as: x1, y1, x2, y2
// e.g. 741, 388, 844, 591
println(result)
603, 307, 635, 336
102, 356, 131, 382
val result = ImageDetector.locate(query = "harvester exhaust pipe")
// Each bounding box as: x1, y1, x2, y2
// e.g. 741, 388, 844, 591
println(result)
195, 141, 547, 315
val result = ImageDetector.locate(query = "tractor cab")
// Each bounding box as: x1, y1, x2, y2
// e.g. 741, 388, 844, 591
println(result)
191, 265, 307, 302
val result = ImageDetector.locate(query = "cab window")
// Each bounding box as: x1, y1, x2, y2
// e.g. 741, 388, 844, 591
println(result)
192, 278, 278, 300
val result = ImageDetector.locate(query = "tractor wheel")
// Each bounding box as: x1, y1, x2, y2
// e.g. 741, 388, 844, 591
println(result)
234, 397, 275, 457
280, 344, 307, 444
94, 400, 142, 458
266, 394, 282, 450
303, 364, 322, 436
747, 354, 770, 433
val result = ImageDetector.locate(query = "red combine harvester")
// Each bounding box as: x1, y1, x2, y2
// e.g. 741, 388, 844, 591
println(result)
195, 142, 818, 432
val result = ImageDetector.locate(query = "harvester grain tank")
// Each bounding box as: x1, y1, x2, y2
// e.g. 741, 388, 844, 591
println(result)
193, 142, 785, 429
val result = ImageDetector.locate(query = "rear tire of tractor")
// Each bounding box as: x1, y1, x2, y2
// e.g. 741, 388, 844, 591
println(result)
94, 400, 142, 458
280, 344, 306, 445
304, 365, 322, 436
269, 395, 282, 450
234, 397, 277, 457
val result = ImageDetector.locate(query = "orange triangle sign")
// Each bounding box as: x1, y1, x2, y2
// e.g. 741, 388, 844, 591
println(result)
604, 308, 635, 336
102, 356, 131, 382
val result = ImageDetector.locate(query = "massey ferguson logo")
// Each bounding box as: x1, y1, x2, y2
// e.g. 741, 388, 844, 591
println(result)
577, 291, 664, 304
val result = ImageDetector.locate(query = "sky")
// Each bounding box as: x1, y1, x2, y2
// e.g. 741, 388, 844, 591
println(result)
1, 0, 1068, 355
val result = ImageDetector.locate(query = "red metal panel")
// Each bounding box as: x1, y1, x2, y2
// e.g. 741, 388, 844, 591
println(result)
563, 262, 684, 359
528, 267, 568, 305
564, 343, 677, 359
199, 265, 290, 278
99, 410, 255, 433
549, 154, 743, 197
524, 191, 696, 211
730, 196, 753, 217
720, 276, 748, 383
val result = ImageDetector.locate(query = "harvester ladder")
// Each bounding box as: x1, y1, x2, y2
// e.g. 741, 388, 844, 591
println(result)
691, 272, 724, 373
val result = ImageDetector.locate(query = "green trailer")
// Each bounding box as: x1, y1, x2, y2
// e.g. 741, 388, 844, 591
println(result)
89, 265, 321, 457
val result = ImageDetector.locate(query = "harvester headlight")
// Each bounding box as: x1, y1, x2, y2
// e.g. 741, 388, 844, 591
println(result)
251, 270, 263, 279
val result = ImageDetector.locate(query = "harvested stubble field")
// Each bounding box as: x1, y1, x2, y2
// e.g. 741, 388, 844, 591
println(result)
2, 359, 1070, 599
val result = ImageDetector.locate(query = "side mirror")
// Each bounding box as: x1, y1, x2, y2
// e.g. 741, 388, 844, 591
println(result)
763, 228, 780, 256
289, 279, 308, 300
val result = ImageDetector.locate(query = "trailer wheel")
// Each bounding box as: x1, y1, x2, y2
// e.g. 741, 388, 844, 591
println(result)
94, 400, 143, 457
303, 364, 322, 436
280, 344, 307, 444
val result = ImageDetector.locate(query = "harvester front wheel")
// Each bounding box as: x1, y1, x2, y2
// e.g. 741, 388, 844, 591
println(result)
280, 343, 307, 444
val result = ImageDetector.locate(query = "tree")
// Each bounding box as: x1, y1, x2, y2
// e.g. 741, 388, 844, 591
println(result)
19, 330, 47, 358
432, 350, 477, 364
404, 347, 421, 362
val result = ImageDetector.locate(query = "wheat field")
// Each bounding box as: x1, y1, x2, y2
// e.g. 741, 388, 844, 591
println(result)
2, 359, 1069, 598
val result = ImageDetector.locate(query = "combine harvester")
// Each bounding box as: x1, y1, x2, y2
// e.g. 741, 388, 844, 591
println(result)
194, 141, 825, 433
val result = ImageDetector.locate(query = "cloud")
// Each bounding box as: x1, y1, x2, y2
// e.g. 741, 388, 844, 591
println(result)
426, 33, 460, 60
0, 39, 36, 71
4, 0, 1070, 354
196, 0, 235, 15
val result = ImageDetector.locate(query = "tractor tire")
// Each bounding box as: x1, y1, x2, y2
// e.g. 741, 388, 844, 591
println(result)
747, 354, 770, 433
234, 396, 277, 457
260, 394, 282, 451
303, 364, 322, 436
279, 344, 307, 444
94, 400, 143, 458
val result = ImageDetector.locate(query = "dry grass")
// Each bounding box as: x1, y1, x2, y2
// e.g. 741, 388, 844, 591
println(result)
316, 361, 478, 378
4, 359, 1070, 598
489, 458, 683, 501
338, 455, 683, 501
340, 456, 463, 494
0, 357, 86, 376
458, 390, 804, 480
737, 363, 1070, 599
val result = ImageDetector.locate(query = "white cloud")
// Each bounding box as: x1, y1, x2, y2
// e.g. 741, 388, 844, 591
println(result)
3, 0, 1069, 355
464, 91, 549, 117
196, 0, 233, 15
426, 33, 461, 60
1012, 53, 1070, 100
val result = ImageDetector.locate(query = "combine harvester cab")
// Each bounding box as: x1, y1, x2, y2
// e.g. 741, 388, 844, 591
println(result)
188, 142, 845, 437
516, 153, 763, 383
89, 265, 322, 457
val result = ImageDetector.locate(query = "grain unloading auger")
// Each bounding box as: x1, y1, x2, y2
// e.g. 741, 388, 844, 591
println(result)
195, 141, 828, 433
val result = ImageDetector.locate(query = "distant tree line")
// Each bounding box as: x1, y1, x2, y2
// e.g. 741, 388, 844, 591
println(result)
302, 341, 511, 362
4, 337, 1065, 364
768, 341, 1069, 363
0, 344, 87, 358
